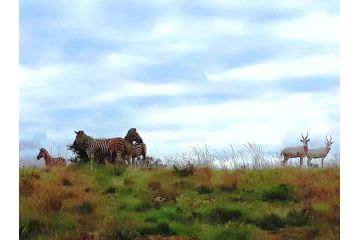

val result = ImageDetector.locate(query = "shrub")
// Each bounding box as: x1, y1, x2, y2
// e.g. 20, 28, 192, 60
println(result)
79, 201, 94, 214
104, 186, 117, 195
262, 184, 295, 202
285, 208, 309, 226
256, 213, 285, 231
139, 222, 175, 236
20, 219, 46, 239
208, 207, 245, 224
173, 163, 194, 177
197, 184, 214, 194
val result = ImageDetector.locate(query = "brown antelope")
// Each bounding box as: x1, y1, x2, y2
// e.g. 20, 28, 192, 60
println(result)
281, 132, 310, 166
306, 136, 334, 167
37, 148, 66, 168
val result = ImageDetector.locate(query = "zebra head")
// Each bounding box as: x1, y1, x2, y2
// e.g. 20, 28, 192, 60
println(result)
124, 128, 143, 144
74, 130, 89, 147
37, 148, 47, 160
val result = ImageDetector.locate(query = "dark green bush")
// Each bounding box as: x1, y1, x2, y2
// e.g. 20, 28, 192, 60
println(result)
208, 207, 245, 224
197, 184, 214, 194
285, 209, 309, 226
79, 201, 94, 214
256, 213, 285, 231
104, 186, 117, 194
20, 219, 46, 239
139, 222, 175, 236
262, 184, 295, 201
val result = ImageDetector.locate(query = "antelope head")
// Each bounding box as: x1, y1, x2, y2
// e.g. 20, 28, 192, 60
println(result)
326, 136, 334, 150
300, 132, 310, 151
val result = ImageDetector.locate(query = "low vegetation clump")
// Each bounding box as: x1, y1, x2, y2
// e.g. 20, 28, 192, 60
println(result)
262, 183, 296, 202
20, 164, 339, 240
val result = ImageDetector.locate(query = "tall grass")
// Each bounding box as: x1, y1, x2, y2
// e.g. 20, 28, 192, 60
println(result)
161, 143, 339, 169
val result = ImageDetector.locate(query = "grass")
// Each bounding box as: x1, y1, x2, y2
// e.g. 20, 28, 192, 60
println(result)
20, 164, 339, 240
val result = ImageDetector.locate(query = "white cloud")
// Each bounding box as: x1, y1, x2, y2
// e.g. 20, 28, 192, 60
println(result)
90, 82, 185, 104
273, 11, 339, 42
207, 54, 339, 82
142, 89, 339, 154
101, 53, 154, 69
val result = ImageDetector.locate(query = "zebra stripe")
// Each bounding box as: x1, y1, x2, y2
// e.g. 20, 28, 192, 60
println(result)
132, 143, 147, 163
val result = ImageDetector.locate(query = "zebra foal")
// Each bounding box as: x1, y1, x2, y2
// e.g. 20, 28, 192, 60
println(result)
37, 148, 66, 168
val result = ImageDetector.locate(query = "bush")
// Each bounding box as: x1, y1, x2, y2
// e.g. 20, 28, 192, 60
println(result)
104, 186, 117, 195
208, 207, 245, 224
173, 163, 194, 177
20, 219, 46, 239
79, 201, 94, 214
285, 208, 309, 226
256, 213, 285, 231
139, 222, 175, 236
197, 184, 214, 194
262, 184, 295, 202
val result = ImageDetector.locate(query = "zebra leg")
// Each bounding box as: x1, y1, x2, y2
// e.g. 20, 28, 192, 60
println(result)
90, 154, 95, 170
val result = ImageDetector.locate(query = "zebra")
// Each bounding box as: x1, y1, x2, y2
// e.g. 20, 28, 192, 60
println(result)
37, 148, 66, 168
74, 131, 120, 166
131, 142, 147, 166
123, 128, 146, 165
74, 129, 143, 166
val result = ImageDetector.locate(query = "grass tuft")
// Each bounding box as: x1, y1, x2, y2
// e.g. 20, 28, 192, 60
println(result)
262, 184, 295, 202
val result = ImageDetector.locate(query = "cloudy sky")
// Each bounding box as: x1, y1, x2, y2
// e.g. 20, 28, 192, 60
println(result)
19, 0, 339, 164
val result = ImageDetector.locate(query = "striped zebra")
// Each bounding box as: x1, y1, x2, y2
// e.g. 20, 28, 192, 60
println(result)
37, 148, 66, 168
74, 129, 142, 166
131, 142, 147, 166
123, 128, 145, 165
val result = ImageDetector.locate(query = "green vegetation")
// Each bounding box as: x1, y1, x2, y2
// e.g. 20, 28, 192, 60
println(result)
20, 164, 339, 239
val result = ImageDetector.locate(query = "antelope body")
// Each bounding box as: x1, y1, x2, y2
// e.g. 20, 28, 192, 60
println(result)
307, 136, 333, 167
281, 133, 310, 166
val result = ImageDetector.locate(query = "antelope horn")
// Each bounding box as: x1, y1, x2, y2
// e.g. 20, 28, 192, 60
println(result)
305, 131, 309, 139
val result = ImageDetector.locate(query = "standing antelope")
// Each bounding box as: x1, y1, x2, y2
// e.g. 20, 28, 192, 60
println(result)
306, 136, 334, 167
36, 148, 66, 168
281, 133, 310, 167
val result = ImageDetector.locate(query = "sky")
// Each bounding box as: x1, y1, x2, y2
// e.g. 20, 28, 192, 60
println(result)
19, 0, 340, 164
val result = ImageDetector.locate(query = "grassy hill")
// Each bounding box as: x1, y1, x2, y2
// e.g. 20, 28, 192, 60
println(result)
20, 164, 339, 240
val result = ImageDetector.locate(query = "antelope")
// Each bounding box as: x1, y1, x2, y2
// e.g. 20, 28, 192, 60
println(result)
281, 132, 310, 167
306, 136, 334, 167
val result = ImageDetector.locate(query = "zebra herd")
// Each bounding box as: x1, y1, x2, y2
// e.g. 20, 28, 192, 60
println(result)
36, 128, 147, 168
